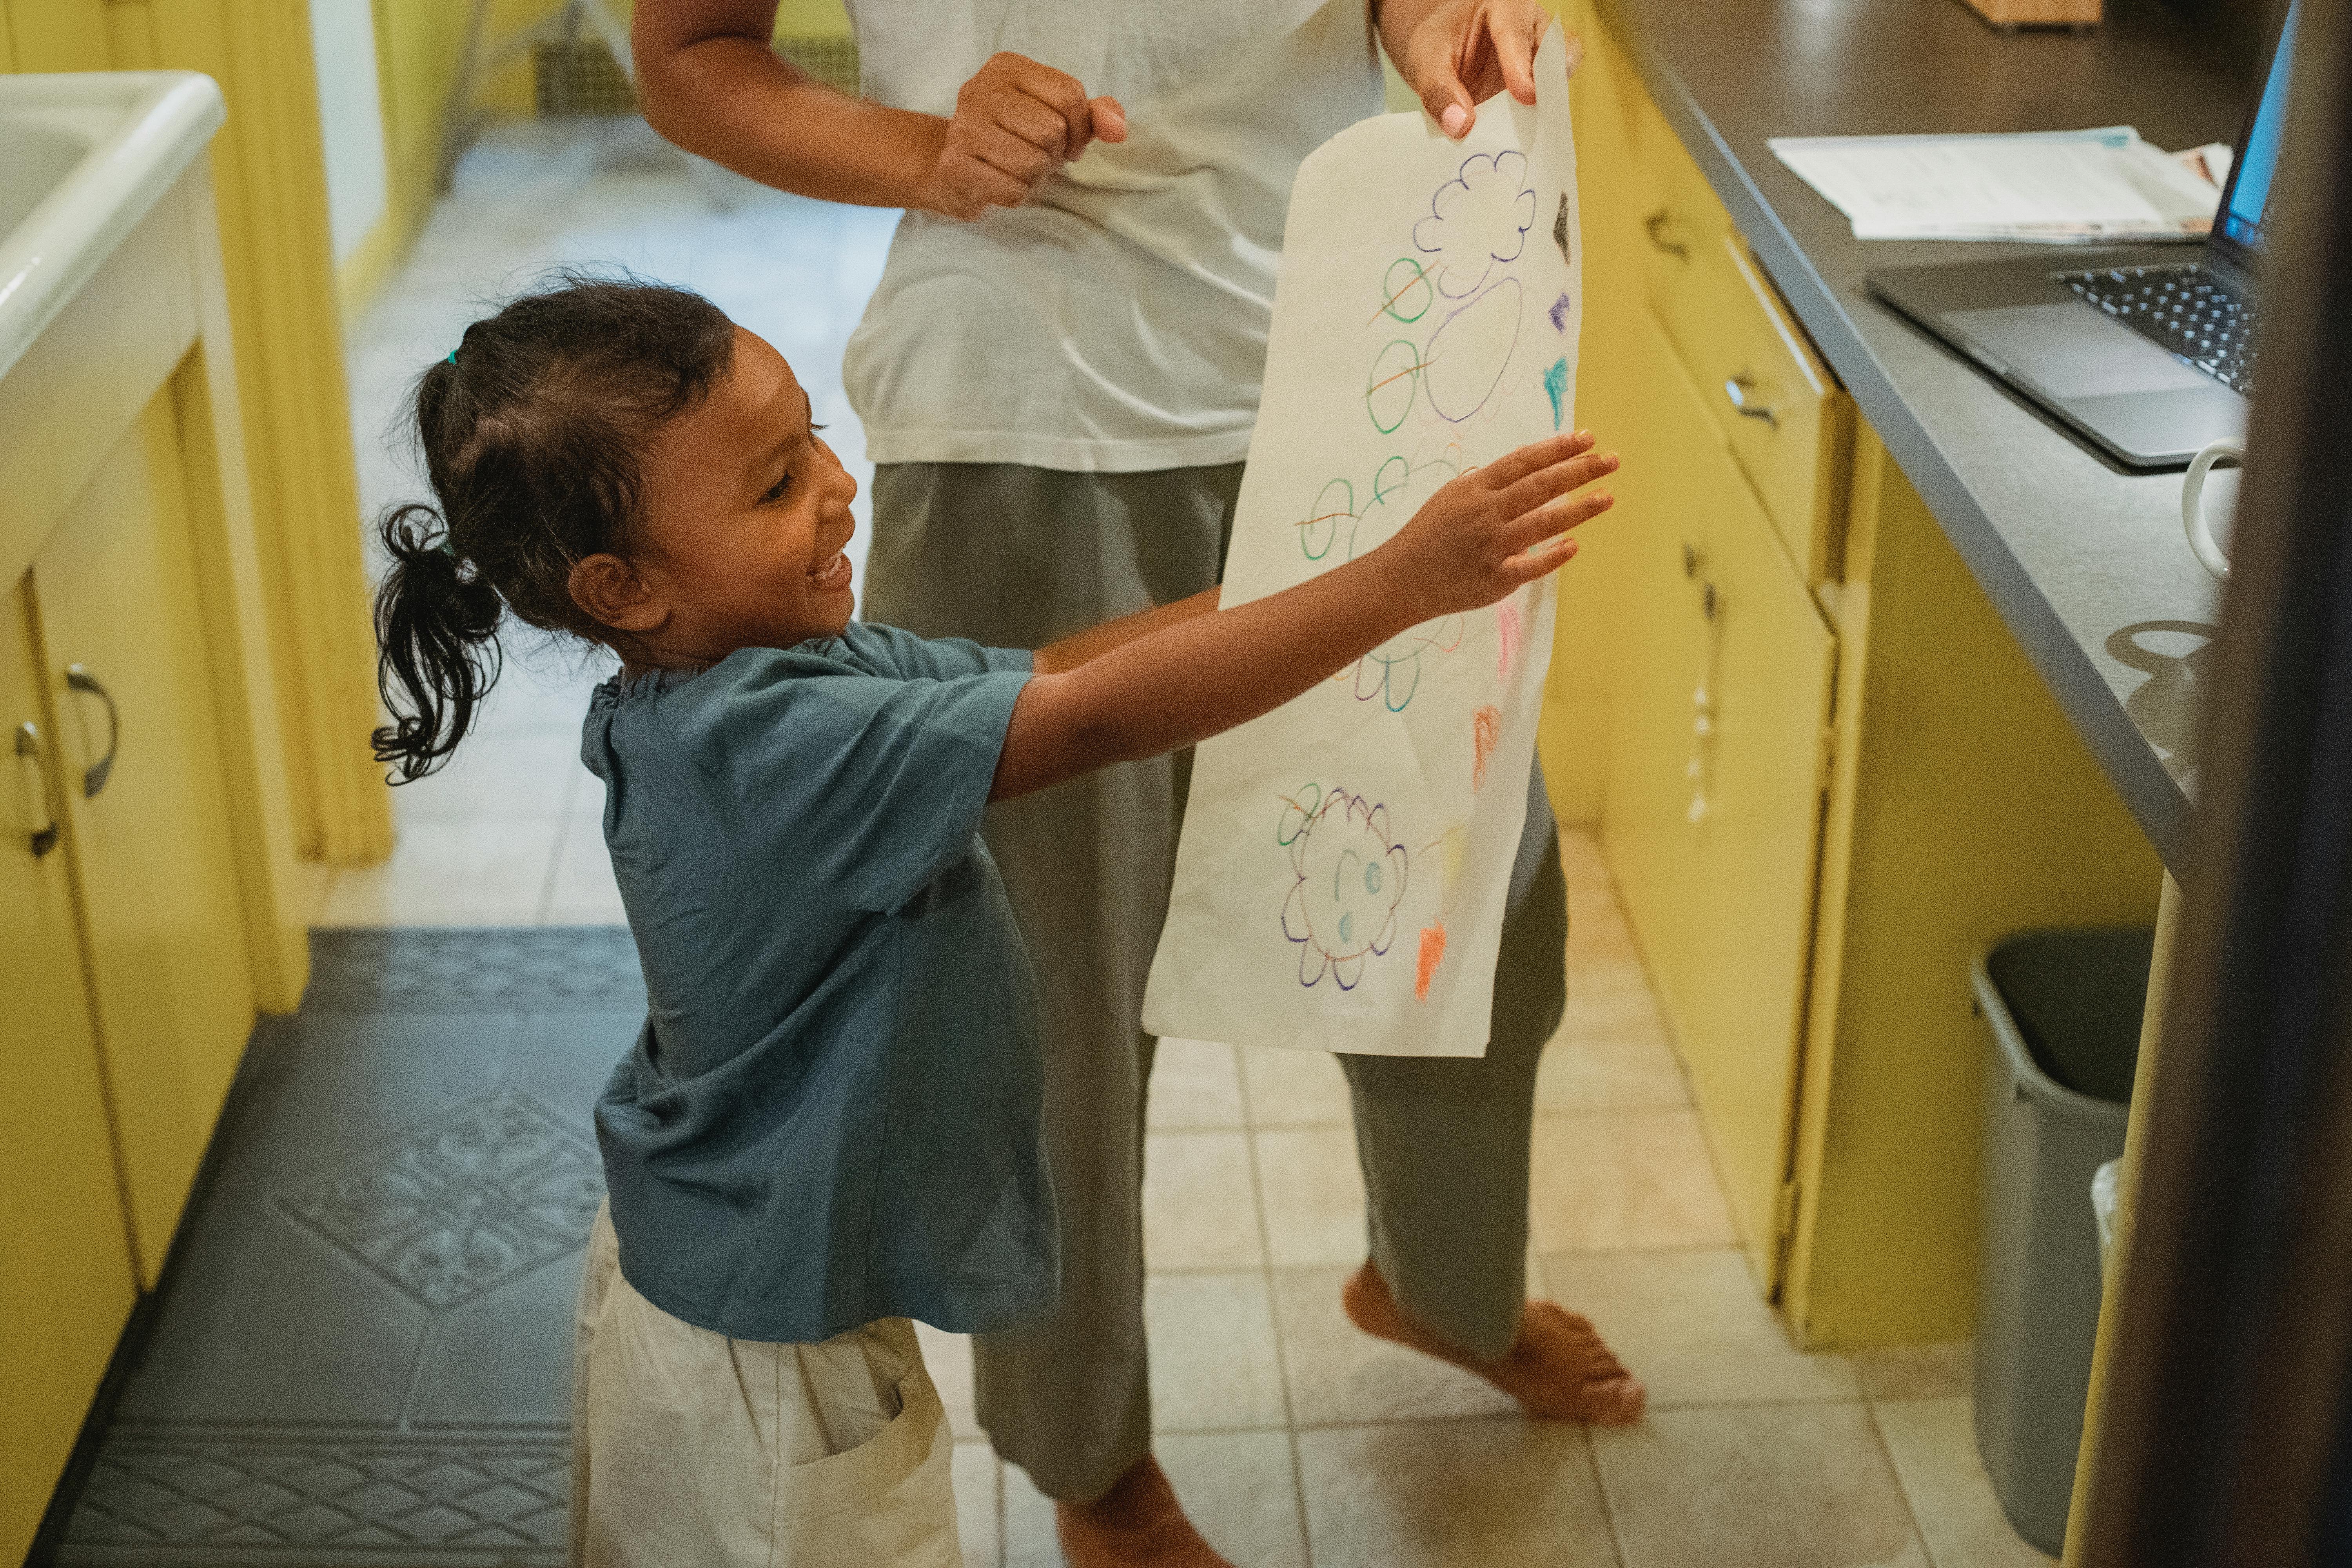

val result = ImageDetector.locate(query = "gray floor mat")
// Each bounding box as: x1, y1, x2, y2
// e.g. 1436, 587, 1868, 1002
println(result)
57, 928, 642, 1566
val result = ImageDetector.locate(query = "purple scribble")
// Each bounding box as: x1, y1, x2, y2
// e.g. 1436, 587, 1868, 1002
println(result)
1549, 292, 1572, 332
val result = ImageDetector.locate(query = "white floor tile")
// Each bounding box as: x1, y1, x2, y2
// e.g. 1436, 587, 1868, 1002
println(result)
1253, 1126, 1368, 1268
319, 818, 562, 927
1541, 1249, 1858, 1407
1146, 1271, 1289, 1431
1297, 1419, 1619, 1567
1141, 1132, 1265, 1271
1872, 1396, 2057, 1567
1147, 1038, 1246, 1130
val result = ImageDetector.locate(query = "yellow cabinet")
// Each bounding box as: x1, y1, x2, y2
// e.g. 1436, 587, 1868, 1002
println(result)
1604, 311, 1836, 1285
0, 584, 138, 1564
1557, 3, 2161, 1343
30, 394, 258, 1285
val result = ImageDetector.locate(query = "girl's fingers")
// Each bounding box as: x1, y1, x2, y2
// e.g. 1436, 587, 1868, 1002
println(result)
1481, 429, 1593, 492
1501, 487, 1614, 552
1089, 96, 1128, 144
1494, 445, 1616, 517
1499, 531, 1579, 584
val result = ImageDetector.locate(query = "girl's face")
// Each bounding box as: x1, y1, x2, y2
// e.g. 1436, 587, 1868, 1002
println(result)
570, 325, 858, 665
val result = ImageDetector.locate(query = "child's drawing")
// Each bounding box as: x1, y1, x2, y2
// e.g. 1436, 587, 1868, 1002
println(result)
1359, 150, 1542, 436
1145, 30, 1580, 1057
1414, 151, 1537, 297
1279, 784, 1410, 991
1423, 278, 1524, 421
1296, 454, 1469, 711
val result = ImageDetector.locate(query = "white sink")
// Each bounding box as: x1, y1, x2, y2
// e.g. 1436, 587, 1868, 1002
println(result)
0, 72, 223, 384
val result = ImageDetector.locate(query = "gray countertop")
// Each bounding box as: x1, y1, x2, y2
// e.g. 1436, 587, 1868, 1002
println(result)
1599, 0, 2258, 873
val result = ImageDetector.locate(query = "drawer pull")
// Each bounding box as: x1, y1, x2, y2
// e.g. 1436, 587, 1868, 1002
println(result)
1724, 375, 1780, 430
1644, 209, 1689, 258
65, 665, 119, 798
15, 722, 59, 857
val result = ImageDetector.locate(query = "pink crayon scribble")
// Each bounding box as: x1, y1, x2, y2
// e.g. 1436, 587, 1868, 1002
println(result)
1472, 704, 1502, 791
1497, 599, 1523, 678
1416, 924, 1446, 1000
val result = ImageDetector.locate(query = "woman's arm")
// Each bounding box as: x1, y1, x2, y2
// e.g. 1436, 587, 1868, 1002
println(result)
990, 434, 1619, 801
1374, 0, 1577, 138
632, 0, 1125, 218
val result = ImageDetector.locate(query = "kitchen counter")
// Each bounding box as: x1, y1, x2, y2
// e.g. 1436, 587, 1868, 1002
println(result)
1597, 0, 2258, 872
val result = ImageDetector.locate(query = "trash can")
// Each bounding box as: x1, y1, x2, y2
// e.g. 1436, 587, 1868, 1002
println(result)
1970, 926, 2153, 1556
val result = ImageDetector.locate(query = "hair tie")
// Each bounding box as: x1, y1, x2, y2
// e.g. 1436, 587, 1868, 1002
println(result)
446, 350, 459, 366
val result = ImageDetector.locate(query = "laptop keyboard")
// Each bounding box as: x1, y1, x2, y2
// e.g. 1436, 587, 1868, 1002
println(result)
2054, 264, 2259, 396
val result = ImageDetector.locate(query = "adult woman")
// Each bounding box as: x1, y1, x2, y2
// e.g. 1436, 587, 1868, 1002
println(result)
633, 4, 1644, 1561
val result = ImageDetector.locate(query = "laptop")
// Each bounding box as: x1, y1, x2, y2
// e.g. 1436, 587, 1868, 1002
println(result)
1866, 0, 2299, 470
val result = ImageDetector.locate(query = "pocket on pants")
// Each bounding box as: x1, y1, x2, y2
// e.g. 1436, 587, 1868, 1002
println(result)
773, 1352, 958, 1564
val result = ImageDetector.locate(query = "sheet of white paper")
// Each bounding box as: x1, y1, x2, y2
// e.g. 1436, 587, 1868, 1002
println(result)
1141, 29, 1579, 1059
1769, 127, 2220, 242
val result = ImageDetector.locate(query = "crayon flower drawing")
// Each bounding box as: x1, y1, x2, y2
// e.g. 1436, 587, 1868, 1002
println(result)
1279, 785, 1410, 991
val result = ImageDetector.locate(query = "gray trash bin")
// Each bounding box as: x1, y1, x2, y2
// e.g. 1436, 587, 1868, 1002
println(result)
1970, 926, 2152, 1556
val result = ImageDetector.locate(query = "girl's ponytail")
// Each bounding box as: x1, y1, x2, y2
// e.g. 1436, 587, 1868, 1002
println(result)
365, 275, 735, 783
371, 502, 505, 781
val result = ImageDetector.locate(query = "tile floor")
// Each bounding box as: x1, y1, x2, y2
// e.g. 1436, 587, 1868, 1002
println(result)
295, 117, 2060, 1566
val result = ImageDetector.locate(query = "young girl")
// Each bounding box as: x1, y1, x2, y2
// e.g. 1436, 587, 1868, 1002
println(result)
371, 277, 1616, 1567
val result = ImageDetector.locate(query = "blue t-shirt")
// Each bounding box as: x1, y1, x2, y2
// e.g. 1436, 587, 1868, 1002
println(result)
581, 622, 1053, 1343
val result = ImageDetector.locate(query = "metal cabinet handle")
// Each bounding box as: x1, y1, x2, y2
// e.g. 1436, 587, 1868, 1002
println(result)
16, 721, 59, 857
1724, 374, 1780, 430
65, 664, 119, 797
1643, 209, 1689, 258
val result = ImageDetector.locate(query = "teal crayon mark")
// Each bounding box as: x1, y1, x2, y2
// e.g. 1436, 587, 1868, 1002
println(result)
1543, 356, 1569, 430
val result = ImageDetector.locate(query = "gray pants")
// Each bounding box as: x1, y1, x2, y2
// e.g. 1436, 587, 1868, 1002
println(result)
866, 462, 1566, 1504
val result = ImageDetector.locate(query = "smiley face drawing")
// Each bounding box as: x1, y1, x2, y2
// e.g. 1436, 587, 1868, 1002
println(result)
1278, 785, 1410, 991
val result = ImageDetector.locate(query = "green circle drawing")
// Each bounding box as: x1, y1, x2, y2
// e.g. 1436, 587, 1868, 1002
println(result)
1365, 340, 1421, 435
1379, 257, 1434, 324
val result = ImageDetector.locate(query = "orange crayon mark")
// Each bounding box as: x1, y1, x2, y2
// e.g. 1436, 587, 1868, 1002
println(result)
1472, 704, 1502, 791
1365, 358, 1434, 397
1416, 924, 1446, 999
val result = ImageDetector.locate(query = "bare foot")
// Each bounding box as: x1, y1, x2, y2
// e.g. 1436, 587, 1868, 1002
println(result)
1056, 1454, 1235, 1568
1342, 1258, 1647, 1425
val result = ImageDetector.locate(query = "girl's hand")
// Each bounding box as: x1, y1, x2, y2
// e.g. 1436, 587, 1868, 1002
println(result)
916, 53, 1127, 220
1391, 0, 1581, 139
1376, 431, 1617, 618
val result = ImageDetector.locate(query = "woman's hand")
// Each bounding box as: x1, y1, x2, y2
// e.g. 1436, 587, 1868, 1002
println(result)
1377, 430, 1618, 619
1382, 0, 1581, 140
915, 53, 1128, 220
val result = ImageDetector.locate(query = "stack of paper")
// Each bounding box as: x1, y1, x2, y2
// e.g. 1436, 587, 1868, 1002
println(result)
1768, 127, 2222, 243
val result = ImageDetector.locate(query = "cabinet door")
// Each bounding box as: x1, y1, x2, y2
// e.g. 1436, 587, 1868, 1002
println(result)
1608, 312, 1837, 1286
32, 394, 256, 1285
1, 580, 138, 1564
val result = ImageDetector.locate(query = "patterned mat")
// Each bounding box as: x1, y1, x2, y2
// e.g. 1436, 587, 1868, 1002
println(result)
56, 929, 642, 1566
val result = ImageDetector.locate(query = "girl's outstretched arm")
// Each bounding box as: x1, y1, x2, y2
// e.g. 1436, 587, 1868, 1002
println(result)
989, 432, 1617, 801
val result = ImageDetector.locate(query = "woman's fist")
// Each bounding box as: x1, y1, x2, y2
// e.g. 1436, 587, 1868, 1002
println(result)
916, 53, 1127, 220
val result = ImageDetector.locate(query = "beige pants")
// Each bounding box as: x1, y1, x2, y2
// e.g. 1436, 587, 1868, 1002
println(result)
569, 1203, 961, 1567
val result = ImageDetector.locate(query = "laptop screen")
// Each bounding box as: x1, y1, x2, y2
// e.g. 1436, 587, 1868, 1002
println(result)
2218, 0, 2299, 257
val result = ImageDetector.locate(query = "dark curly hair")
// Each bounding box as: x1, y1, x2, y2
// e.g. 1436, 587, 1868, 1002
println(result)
370, 274, 736, 780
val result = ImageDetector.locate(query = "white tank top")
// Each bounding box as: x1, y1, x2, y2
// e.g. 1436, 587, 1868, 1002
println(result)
840, 0, 1384, 473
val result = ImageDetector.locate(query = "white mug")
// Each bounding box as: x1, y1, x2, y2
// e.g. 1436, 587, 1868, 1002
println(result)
2181, 438, 2244, 581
